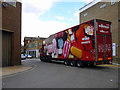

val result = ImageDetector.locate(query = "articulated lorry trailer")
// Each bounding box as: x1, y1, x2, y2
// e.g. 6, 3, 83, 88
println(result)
40, 19, 112, 67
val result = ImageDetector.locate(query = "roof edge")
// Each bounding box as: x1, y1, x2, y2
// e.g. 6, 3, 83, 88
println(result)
1, 0, 22, 3
17, 0, 22, 3
79, 0, 101, 13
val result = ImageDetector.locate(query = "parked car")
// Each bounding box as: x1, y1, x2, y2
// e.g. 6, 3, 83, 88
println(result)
21, 54, 26, 60
25, 54, 32, 59
27, 54, 32, 59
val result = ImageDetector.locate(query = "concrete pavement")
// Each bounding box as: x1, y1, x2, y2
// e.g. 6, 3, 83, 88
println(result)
1, 64, 34, 77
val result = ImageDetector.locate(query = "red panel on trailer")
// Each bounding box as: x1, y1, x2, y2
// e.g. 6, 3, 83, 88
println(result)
96, 20, 112, 62
104, 35, 112, 60
97, 35, 104, 61
97, 20, 111, 35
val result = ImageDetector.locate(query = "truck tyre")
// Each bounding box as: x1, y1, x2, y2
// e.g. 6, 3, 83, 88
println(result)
45, 56, 48, 62
64, 60, 70, 65
70, 61, 73, 66
84, 62, 88, 67
40, 56, 43, 61
40, 56, 42, 61
77, 60, 84, 67
64, 60, 68, 65
42, 56, 46, 62
48, 56, 52, 63
89, 62, 95, 67
70, 60, 77, 67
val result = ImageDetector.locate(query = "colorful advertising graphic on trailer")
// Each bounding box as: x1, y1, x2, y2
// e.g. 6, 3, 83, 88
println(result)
40, 19, 112, 67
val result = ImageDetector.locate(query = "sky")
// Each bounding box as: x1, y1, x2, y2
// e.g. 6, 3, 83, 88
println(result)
22, 0, 94, 45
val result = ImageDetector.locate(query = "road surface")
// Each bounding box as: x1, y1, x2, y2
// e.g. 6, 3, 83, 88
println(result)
2, 59, 119, 88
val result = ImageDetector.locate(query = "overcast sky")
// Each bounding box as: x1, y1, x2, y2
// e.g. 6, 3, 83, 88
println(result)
22, 0, 94, 45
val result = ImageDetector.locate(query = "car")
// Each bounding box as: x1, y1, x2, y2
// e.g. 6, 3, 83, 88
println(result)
21, 54, 26, 60
27, 54, 32, 59
25, 54, 32, 59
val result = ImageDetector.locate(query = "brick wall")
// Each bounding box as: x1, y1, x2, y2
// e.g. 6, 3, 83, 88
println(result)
118, 2, 120, 63
2, 2, 22, 65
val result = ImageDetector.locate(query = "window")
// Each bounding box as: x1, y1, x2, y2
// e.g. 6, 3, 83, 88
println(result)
3, 0, 16, 7
32, 44, 34, 47
7, 2, 16, 7
100, 4, 106, 8
35, 43, 37, 47
39, 43, 42, 46
26, 45, 28, 49
28, 41, 30, 43
2, 3, 8, 8
84, 13, 88, 17
29, 44, 31, 48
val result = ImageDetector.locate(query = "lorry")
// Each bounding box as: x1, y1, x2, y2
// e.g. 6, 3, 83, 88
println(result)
40, 19, 112, 67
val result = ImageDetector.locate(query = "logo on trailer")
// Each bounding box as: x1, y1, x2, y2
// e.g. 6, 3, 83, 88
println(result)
100, 30, 109, 33
99, 24, 109, 29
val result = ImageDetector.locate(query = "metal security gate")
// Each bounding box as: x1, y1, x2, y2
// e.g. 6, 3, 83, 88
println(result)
2, 31, 12, 67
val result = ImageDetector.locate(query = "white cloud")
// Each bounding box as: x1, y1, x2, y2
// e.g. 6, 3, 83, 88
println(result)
21, 0, 94, 44
22, 0, 70, 44
73, 0, 94, 22
22, 13, 69, 41
22, 0, 54, 16
55, 16, 65, 20
50, 0, 94, 3
74, 10, 79, 17
83, 0, 94, 4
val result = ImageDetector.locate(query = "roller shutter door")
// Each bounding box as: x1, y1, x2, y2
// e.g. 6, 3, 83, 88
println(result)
2, 31, 12, 67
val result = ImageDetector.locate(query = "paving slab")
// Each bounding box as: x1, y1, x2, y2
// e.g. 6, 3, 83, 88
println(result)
0, 65, 33, 77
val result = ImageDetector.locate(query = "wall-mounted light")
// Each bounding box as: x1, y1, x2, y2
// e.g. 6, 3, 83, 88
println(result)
100, 4, 106, 8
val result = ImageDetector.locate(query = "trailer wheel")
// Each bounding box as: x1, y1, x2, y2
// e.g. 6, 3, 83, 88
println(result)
40, 56, 42, 61
45, 56, 49, 62
48, 56, 52, 63
70, 60, 77, 67
89, 62, 95, 67
40, 56, 44, 61
64, 60, 70, 65
70, 61, 73, 66
77, 60, 84, 67
64, 60, 68, 65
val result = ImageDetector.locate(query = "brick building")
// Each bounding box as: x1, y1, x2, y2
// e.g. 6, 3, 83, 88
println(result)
24, 37, 46, 58
0, 0, 22, 67
79, 0, 120, 63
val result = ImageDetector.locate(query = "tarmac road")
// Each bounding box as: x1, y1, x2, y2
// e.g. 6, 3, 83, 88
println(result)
2, 59, 119, 88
